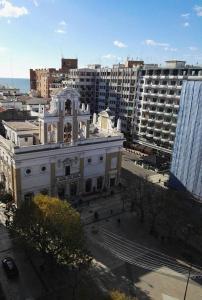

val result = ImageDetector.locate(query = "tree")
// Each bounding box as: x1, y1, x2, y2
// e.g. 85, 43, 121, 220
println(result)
1, 193, 13, 204
0, 181, 5, 194
108, 290, 136, 300
11, 194, 92, 268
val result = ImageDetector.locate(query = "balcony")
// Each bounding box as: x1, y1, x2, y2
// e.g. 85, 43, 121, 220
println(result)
165, 103, 173, 108
163, 121, 170, 125
157, 102, 165, 107
153, 136, 160, 140
164, 112, 172, 116
155, 119, 163, 123
149, 101, 158, 106
56, 172, 81, 182
154, 128, 161, 132
156, 111, 164, 115
142, 108, 150, 113
161, 138, 169, 143
173, 113, 178, 118
162, 129, 170, 134
175, 95, 180, 99
146, 133, 153, 138
170, 131, 175, 135
169, 141, 174, 144
141, 116, 148, 121
167, 85, 177, 89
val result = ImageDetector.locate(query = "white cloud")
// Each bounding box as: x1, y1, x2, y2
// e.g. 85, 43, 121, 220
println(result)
0, 46, 8, 52
144, 39, 178, 52
164, 47, 178, 52
32, 0, 38, 7
181, 13, 190, 18
194, 5, 202, 16
183, 22, 190, 27
55, 20, 67, 34
7, 18, 10, 23
59, 20, 66, 26
144, 39, 169, 47
0, 0, 28, 18
188, 46, 198, 51
113, 40, 127, 48
55, 29, 66, 34
102, 54, 117, 59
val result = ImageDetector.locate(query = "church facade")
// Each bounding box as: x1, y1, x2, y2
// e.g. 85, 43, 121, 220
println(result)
0, 88, 124, 206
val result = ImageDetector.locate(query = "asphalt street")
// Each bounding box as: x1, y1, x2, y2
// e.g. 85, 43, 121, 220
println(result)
0, 206, 45, 300
85, 211, 202, 300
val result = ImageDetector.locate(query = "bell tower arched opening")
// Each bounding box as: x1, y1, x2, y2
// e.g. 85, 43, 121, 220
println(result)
64, 123, 72, 143
65, 99, 71, 115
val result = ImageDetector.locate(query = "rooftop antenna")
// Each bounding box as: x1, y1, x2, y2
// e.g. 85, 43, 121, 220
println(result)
60, 47, 63, 59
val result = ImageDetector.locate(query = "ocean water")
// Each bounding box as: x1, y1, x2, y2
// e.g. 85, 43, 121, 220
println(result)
0, 78, 30, 93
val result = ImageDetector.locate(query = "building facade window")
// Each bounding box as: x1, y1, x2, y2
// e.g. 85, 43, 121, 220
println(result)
97, 176, 103, 190
25, 168, 31, 175
24, 192, 34, 202
70, 182, 77, 196
41, 166, 46, 172
85, 178, 92, 193
65, 165, 70, 176
110, 177, 116, 187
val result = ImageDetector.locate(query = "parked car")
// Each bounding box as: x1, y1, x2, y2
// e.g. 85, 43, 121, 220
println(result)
2, 257, 19, 278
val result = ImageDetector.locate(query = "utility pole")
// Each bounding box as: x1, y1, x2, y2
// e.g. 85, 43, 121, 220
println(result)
183, 264, 192, 300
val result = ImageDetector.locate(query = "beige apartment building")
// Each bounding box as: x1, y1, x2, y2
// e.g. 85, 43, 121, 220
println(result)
30, 58, 78, 98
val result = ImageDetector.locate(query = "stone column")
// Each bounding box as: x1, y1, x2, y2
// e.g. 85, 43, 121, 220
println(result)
79, 157, 84, 194
50, 162, 56, 196
43, 123, 48, 144
72, 102, 78, 143
57, 117, 64, 142
86, 120, 90, 138
13, 168, 21, 206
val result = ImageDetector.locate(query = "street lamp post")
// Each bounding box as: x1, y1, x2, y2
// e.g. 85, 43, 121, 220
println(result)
183, 264, 192, 300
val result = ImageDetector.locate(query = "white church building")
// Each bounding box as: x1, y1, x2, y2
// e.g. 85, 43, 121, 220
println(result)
0, 87, 124, 206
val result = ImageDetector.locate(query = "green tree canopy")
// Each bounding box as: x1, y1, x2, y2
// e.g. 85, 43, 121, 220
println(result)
11, 194, 92, 268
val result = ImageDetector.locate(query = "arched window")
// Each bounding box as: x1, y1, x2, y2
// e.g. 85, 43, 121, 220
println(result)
85, 178, 92, 193
64, 123, 72, 143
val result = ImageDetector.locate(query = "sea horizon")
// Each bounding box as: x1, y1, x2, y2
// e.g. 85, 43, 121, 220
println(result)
0, 77, 30, 93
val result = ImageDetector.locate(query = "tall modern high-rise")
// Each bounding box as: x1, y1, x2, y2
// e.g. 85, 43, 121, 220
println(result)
170, 80, 202, 201
133, 61, 202, 154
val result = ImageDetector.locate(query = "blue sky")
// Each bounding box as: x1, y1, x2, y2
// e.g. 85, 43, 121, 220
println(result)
0, 0, 202, 78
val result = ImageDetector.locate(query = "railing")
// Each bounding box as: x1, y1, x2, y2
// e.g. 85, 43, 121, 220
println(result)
56, 172, 80, 182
